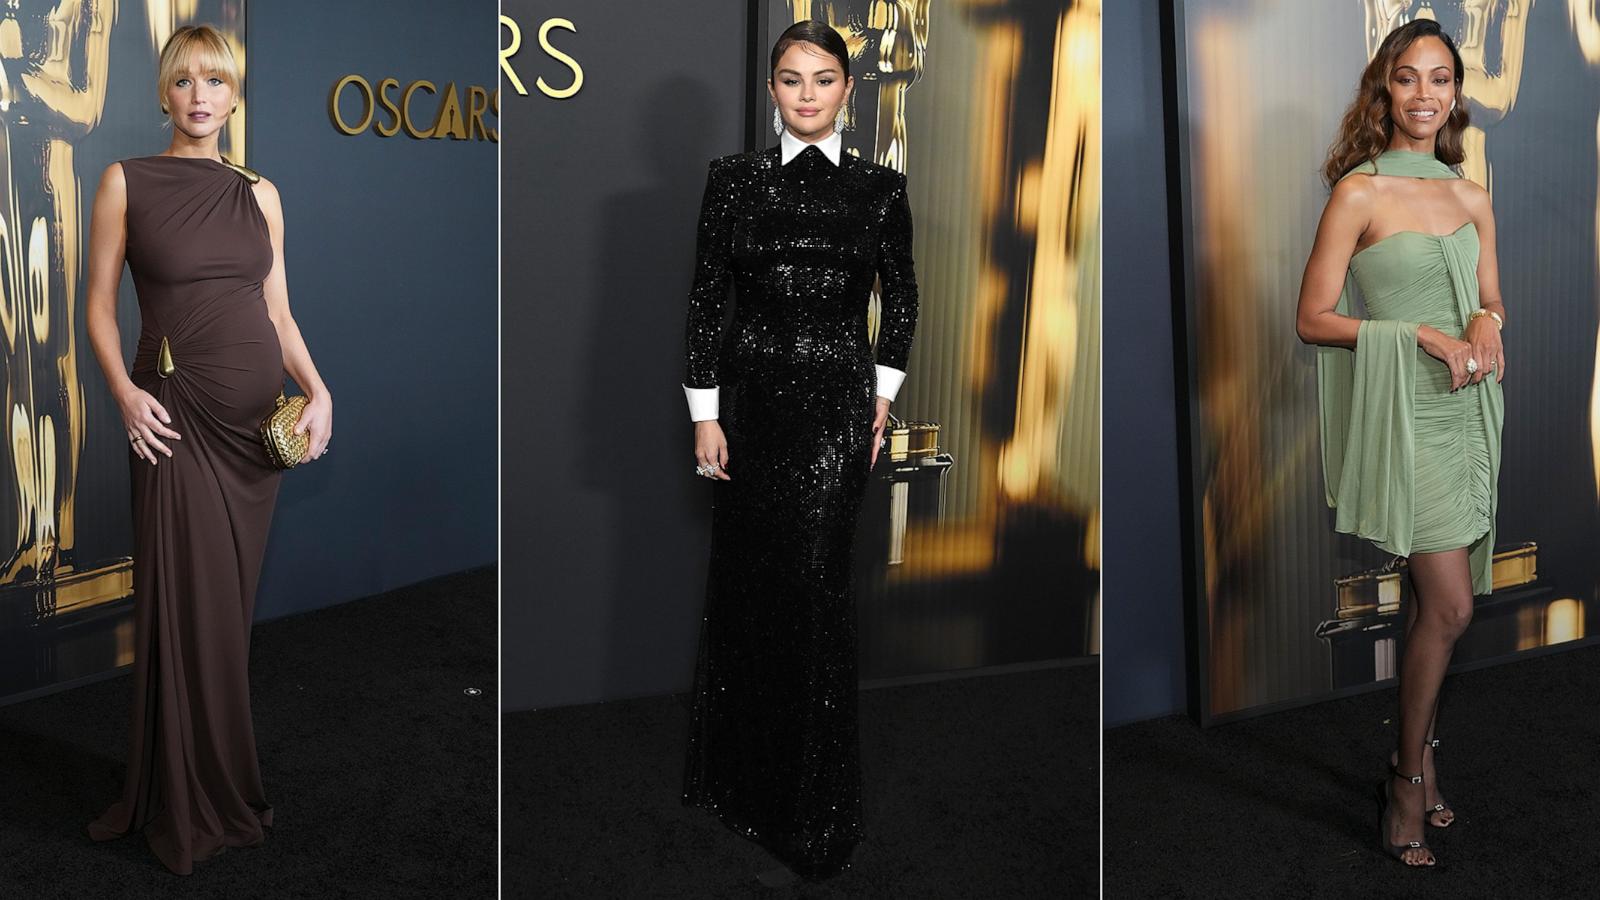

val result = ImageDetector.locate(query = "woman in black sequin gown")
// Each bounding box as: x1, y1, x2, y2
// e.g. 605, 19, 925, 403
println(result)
679, 22, 918, 883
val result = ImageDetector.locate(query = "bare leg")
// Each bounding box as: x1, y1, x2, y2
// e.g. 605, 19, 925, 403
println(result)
1393, 593, 1454, 826
1387, 547, 1474, 865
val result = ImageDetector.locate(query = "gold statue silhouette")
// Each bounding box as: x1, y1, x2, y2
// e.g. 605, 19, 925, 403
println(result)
1, 0, 114, 588
1362, 0, 1534, 190
1568, 0, 1600, 499
2, 2, 243, 626
774, 0, 1098, 631
783, 0, 929, 171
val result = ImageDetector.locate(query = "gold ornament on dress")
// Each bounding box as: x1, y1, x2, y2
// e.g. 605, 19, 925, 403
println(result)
260, 389, 311, 469
157, 337, 175, 377
219, 156, 260, 184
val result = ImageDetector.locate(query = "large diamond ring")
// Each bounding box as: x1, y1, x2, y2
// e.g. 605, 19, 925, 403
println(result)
695, 463, 717, 477
1465, 357, 1478, 374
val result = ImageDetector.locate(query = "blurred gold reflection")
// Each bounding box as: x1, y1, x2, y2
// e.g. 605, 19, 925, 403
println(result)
2, 0, 115, 589
789, 0, 1100, 582
1545, 597, 1585, 644
1575, 0, 1600, 498
4, 2, 245, 630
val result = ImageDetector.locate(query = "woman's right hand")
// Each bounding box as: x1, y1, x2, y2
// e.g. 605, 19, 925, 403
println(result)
694, 420, 731, 481
1418, 326, 1476, 392
119, 385, 181, 464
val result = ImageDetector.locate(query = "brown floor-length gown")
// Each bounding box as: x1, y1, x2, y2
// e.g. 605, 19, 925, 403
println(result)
87, 155, 283, 875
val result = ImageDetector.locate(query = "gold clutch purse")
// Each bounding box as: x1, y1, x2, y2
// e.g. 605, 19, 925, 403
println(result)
261, 389, 310, 469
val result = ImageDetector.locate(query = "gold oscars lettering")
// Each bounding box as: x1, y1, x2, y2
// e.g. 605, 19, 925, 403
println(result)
499, 14, 583, 98
329, 75, 498, 141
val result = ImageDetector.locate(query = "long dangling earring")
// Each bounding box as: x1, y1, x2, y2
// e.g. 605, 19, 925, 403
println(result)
773, 105, 783, 136
834, 104, 848, 134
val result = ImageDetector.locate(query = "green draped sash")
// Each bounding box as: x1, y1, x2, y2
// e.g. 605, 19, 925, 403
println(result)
1316, 150, 1503, 594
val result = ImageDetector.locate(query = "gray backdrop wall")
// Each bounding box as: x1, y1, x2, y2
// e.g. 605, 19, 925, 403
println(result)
501, 2, 747, 712
1103, 1, 1189, 727
246, 1, 498, 618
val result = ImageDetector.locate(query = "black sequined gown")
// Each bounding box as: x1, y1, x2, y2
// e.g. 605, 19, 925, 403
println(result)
680, 143, 918, 881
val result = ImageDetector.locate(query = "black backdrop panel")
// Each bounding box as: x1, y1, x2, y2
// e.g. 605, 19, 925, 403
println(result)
1102, 0, 1190, 727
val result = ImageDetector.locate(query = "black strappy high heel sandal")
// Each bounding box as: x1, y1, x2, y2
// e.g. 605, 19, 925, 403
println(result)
1422, 738, 1455, 827
1393, 738, 1457, 827
1378, 767, 1436, 868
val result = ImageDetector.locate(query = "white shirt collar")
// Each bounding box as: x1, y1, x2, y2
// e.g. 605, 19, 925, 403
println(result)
779, 128, 843, 166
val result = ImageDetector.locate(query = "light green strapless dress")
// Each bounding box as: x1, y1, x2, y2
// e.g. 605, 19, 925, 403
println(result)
1317, 150, 1505, 594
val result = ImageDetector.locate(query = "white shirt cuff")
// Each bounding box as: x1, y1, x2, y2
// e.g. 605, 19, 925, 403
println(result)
683, 385, 719, 421
875, 365, 906, 402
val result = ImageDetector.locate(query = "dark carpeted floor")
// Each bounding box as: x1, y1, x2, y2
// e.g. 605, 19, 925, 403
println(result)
505, 662, 1099, 899
1104, 642, 1600, 899
0, 566, 497, 900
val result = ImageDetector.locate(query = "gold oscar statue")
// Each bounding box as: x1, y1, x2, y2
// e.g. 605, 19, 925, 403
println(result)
776, 1, 1097, 624
1362, 0, 1533, 190
1569, 0, 1600, 501
2, 2, 242, 621
783, 0, 929, 354
0, 0, 114, 602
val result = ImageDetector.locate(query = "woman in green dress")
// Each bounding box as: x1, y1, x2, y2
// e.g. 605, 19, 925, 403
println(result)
1295, 20, 1506, 869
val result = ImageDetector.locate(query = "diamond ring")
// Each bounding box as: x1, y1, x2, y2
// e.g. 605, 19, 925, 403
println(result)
1465, 357, 1478, 374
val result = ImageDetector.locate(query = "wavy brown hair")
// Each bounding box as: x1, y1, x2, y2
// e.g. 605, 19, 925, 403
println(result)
1322, 20, 1468, 188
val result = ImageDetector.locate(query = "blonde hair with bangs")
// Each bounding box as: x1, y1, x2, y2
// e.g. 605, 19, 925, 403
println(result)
157, 25, 241, 111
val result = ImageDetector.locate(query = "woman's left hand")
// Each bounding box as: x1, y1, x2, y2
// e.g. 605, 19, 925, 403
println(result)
294, 392, 333, 463
869, 397, 891, 469
1464, 315, 1505, 384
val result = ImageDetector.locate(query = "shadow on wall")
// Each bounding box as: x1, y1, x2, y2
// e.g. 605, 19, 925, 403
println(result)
582, 75, 722, 704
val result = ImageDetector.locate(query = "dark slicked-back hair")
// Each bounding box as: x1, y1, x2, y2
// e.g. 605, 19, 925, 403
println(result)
770, 20, 850, 80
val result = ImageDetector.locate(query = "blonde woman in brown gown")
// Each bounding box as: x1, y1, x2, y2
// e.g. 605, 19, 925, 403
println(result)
81, 26, 331, 874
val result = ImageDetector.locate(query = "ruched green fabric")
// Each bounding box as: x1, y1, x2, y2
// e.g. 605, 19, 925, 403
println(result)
1316, 150, 1504, 594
